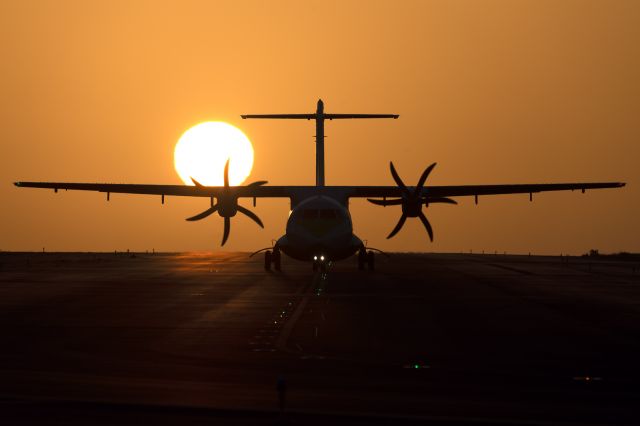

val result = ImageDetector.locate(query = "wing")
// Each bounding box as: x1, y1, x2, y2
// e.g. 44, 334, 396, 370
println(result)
13, 182, 300, 199
350, 182, 625, 199
14, 181, 625, 200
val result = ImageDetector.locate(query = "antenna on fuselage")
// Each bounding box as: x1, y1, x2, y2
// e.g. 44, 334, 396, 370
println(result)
241, 100, 399, 187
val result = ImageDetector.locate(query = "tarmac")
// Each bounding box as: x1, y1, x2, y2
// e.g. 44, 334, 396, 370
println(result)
0, 251, 638, 425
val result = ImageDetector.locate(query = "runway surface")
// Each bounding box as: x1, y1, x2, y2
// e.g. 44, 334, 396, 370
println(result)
0, 252, 638, 425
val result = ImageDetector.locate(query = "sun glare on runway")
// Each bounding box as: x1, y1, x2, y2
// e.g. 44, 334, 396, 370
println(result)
174, 122, 254, 186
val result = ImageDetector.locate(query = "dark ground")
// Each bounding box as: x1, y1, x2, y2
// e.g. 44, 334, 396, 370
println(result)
0, 251, 638, 425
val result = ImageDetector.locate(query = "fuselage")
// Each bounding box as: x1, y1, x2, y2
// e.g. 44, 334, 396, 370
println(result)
276, 195, 363, 262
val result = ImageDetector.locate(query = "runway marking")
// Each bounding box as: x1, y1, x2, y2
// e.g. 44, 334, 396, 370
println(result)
300, 354, 325, 360
248, 274, 311, 352
403, 363, 430, 369
573, 376, 602, 382
486, 263, 534, 275
274, 273, 318, 351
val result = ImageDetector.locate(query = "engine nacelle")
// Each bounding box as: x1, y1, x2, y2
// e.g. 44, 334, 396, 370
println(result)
217, 196, 238, 217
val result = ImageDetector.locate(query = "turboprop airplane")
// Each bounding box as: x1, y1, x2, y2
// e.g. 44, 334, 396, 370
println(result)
14, 100, 625, 271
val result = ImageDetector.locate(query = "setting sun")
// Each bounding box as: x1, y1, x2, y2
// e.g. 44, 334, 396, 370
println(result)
174, 122, 254, 186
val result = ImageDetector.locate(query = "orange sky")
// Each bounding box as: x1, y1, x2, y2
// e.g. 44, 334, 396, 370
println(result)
1, 0, 638, 254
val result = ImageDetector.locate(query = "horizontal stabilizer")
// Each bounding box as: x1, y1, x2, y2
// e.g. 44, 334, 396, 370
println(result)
241, 114, 315, 119
241, 113, 398, 120
325, 114, 399, 119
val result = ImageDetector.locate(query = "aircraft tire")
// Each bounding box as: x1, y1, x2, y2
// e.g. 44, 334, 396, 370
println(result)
358, 248, 366, 271
273, 249, 281, 271
367, 251, 375, 271
264, 250, 272, 271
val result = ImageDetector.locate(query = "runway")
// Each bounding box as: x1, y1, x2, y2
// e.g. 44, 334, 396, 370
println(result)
0, 252, 638, 425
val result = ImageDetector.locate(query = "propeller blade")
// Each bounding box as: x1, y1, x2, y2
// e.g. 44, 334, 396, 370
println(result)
191, 177, 205, 187
246, 180, 268, 188
387, 213, 407, 239
425, 197, 457, 205
415, 162, 437, 195
367, 198, 403, 206
418, 212, 434, 242
389, 162, 408, 192
237, 205, 264, 228
223, 158, 230, 188
221, 216, 231, 246
186, 205, 218, 221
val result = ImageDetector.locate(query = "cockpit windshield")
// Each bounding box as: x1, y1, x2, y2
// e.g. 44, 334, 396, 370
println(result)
301, 209, 339, 220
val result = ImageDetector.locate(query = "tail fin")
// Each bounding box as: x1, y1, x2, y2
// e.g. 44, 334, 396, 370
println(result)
242, 99, 398, 187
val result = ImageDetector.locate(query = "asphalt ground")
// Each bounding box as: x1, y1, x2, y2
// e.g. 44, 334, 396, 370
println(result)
0, 252, 638, 425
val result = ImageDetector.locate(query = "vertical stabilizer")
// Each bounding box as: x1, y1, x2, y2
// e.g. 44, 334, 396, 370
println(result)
315, 99, 325, 187
241, 100, 399, 188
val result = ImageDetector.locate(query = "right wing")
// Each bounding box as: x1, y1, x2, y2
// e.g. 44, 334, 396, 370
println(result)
13, 182, 298, 199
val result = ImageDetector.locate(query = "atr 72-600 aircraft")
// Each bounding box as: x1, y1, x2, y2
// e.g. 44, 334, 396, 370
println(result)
15, 100, 625, 271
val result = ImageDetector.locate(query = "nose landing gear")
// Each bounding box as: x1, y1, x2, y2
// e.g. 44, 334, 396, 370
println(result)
312, 255, 327, 272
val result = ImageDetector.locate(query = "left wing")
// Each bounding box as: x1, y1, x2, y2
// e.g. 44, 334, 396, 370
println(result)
350, 182, 626, 199
348, 180, 624, 241
348, 161, 624, 201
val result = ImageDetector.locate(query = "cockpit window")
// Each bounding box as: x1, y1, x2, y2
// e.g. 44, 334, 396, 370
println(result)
319, 209, 337, 219
302, 209, 318, 219
301, 209, 339, 220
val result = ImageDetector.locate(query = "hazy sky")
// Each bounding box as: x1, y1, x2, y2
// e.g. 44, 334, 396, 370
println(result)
1, 0, 638, 254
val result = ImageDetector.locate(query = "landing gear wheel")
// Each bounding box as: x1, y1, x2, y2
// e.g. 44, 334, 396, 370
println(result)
358, 248, 366, 271
320, 262, 327, 273
367, 251, 375, 271
264, 250, 272, 271
312, 261, 318, 272
273, 249, 281, 271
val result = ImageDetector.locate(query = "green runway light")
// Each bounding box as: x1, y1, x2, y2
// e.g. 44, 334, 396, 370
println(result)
414, 364, 419, 369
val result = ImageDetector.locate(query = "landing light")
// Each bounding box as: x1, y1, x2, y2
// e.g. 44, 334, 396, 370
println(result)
313, 255, 318, 261
320, 255, 325, 261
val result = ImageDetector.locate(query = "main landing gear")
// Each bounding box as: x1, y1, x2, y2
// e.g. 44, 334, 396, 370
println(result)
264, 248, 281, 271
358, 248, 375, 271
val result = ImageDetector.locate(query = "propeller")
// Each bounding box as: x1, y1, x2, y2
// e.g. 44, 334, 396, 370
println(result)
186, 159, 266, 246
367, 162, 457, 241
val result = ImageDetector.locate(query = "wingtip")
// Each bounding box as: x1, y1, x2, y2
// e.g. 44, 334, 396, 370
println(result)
14, 182, 21, 187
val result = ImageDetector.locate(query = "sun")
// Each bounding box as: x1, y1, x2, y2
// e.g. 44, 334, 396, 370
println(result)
174, 122, 254, 186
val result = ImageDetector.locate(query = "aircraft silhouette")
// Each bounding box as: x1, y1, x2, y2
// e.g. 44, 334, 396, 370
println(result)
15, 100, 625, 271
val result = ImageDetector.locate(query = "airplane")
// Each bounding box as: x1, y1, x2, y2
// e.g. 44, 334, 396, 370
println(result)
14, 99, 625, 272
